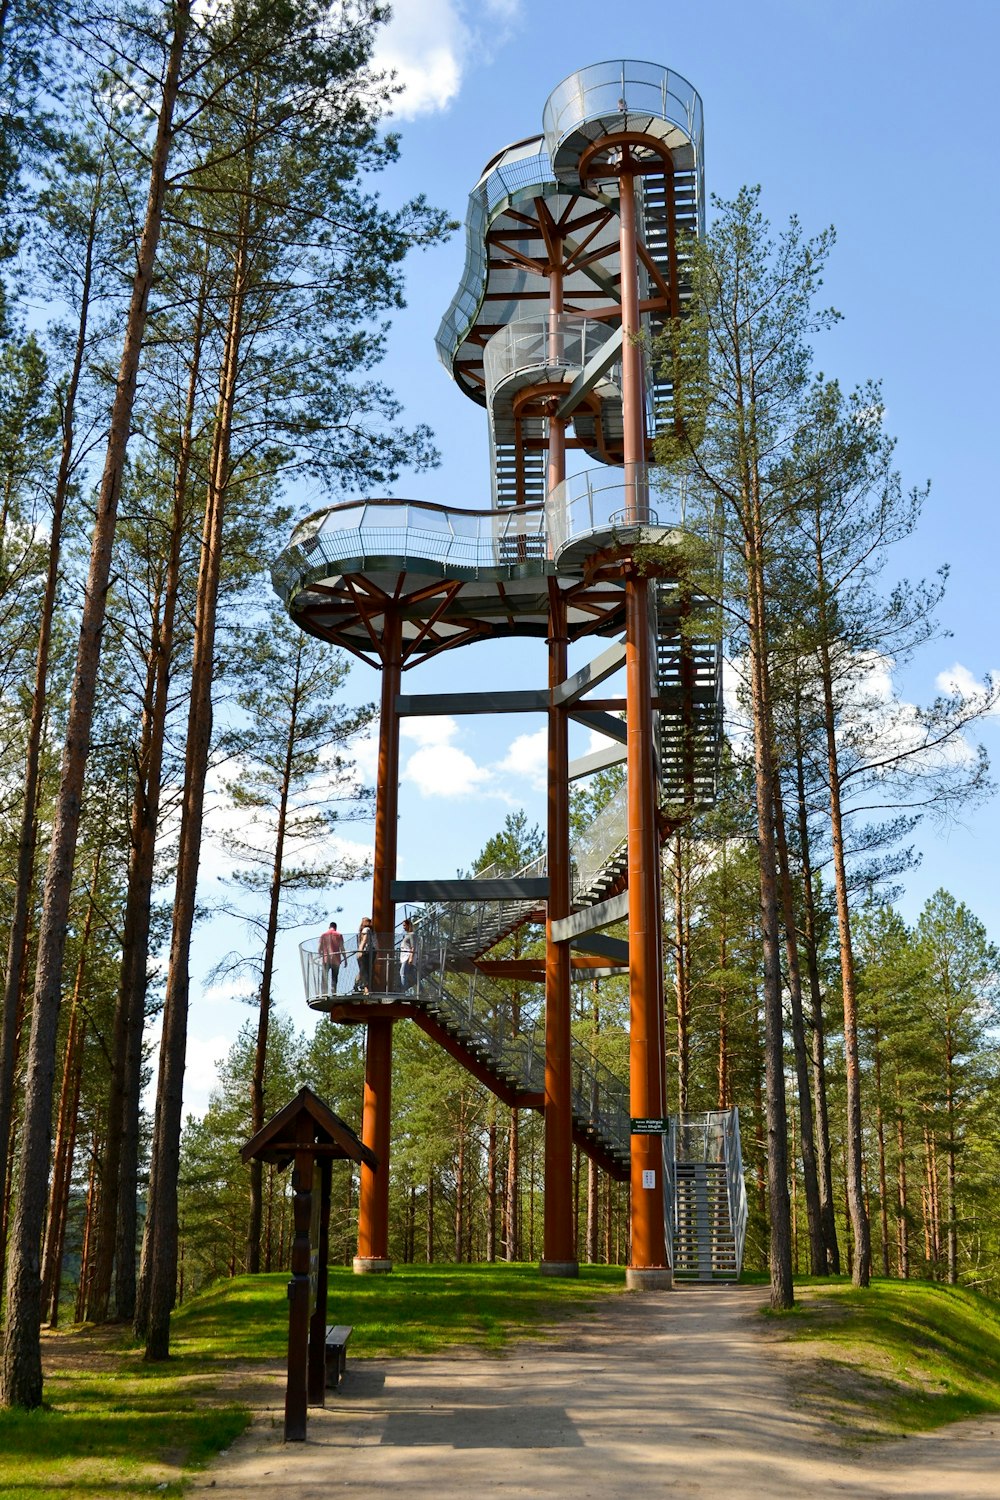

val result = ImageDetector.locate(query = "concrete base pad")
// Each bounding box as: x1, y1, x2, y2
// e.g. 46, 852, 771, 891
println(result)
353, 1257, 393, 1275
539, 1259, 579, 1278
625, 1265, 673, 1291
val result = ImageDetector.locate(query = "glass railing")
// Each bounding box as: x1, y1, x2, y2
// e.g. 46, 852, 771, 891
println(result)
273, 498, 550, 600
668, 1109, 747, 1276
571, 782, 627, 902
546, 464, 688, 560
542, 59, 703, 165
662, 1119, 677, 1269
483, 316, 619, 406
435, 136, 554, 374
301, 905, 630, 1160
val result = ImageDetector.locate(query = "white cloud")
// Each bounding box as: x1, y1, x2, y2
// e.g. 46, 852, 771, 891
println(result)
499, 726, 548, 789
182, 1032, 234, 1116
402, 715, 459, 748
936, 661, 1000, 714
403, 742, 493, 797
372, 0, 522, 120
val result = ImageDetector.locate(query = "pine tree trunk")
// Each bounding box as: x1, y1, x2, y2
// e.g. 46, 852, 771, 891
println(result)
505, 1109, 518, 1261
741, 506, 794, 1309
454, 1123, 465, 1263
813, 513, 871, 1288
486, 1105, 496, 1263
717, 846, 730, 1108
895, 1091, 909, 1278
40, 842, 101, 1321
75, 1117, 102, 1323
39, 1010, 86, 1328
673, 833, 689, 1111
793, 719, 840, 1275
772, 778, 825, 1275
426, 1174, 434, 1263
872, 1028, 890, 1277
90, 260, 209, 1324
945, 1057, 958, 1285
0, 162, 103, 1285
247, 641, 300, 1273
1, 0, 191, 1409
138, 201, 247, 1360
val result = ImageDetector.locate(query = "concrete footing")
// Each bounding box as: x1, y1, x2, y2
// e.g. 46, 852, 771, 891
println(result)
625, 1265, 673, 1291
539, 1259, 579, 1278
352, 1256, 394, 1275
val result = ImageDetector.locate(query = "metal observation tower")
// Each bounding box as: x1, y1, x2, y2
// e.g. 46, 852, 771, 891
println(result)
273, 60, 745, 1286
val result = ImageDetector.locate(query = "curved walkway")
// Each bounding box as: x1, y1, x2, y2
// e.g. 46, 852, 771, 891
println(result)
193, 1286, 1000, 1499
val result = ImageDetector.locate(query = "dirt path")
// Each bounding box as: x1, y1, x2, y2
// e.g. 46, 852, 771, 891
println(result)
192, 1287, 1000, 1499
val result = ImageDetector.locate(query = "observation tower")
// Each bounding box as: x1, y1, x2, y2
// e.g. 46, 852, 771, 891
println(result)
274, 61, 744, 1286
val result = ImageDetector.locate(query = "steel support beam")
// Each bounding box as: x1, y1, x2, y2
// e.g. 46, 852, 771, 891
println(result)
554, 639, 626, 705
550, 890, 629, 942
569, 741, 627, 780
396, 690, 548, 716
567, 708, 627, 743
555, 325, 624, 420
392, 878, 549, 903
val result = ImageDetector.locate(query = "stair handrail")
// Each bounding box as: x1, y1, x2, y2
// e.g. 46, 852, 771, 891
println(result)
724, 1107, 748, 1274
662, 1118, 676, 1269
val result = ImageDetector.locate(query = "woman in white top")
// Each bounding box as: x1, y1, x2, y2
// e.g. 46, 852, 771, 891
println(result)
399, 918, 415, 992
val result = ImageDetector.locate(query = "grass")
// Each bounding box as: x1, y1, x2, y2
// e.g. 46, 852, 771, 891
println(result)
0, 1262, 626, 1498
6, 1265, 999, 1493
768, 1277, 1000, 1439
0, 1362, 248, 1499
171, 1260, 628, 1361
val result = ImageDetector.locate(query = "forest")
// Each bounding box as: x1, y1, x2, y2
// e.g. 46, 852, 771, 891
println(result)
1, 0, 999, 1413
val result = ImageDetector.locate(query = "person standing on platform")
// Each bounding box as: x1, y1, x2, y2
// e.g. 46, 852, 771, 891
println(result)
399, 918, 415, 992
356, 916, 374, 995
318, 920, 345, 995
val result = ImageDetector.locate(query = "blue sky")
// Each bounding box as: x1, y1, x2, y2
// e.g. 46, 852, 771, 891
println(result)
181, 0, 1000, 1112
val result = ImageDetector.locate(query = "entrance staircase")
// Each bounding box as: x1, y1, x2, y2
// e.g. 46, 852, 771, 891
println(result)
663, 1110, 748, 1282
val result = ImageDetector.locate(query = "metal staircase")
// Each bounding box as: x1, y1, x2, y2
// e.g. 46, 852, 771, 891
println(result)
639, 166, 700, 439
492, 425, 548, 509
655, 582, 722, 812
663, 1111, 748, 1282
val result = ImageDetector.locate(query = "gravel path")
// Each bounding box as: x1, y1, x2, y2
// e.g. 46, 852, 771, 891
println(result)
192, 1286, 1000, 1499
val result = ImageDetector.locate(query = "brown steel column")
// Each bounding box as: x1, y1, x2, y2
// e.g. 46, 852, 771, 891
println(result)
541, 250, 576, 1273
546, 262, 566, 501
542, 583, 577, 1274
355, 610, 401, 1274
619, 164, 671, 1288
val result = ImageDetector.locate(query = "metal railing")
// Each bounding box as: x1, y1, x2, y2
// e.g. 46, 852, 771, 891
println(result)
483, 316, 618, 406
542, 58, 704, 168
302, 905, 630, 1164
272, 498, 549, 602
670, 1108, 748, 1277
726, 1108, 748, 1273
571, 781, 627, 902
436, 136, 553, 374
546, 464, 688, 561
662, 1118, 677, 1269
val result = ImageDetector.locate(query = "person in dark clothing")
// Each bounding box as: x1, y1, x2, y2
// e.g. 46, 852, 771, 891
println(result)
318, 920, 345, 994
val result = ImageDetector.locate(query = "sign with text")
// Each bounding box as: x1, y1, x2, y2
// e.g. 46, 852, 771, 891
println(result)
631, 1117, 668, 1134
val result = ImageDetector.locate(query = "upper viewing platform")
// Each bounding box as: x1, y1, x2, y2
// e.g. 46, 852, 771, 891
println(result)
542, 59, 704, 190
435, 58, 705, 425
274, 57, 713, 659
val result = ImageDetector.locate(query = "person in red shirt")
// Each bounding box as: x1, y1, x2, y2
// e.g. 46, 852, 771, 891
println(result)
318, 920, 345, 995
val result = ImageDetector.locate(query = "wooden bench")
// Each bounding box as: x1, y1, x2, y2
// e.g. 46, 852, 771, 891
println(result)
325, 1324, 353, 1389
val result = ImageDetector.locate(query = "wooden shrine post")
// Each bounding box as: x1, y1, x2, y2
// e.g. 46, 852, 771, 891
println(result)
242, 1087, 377, 1442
